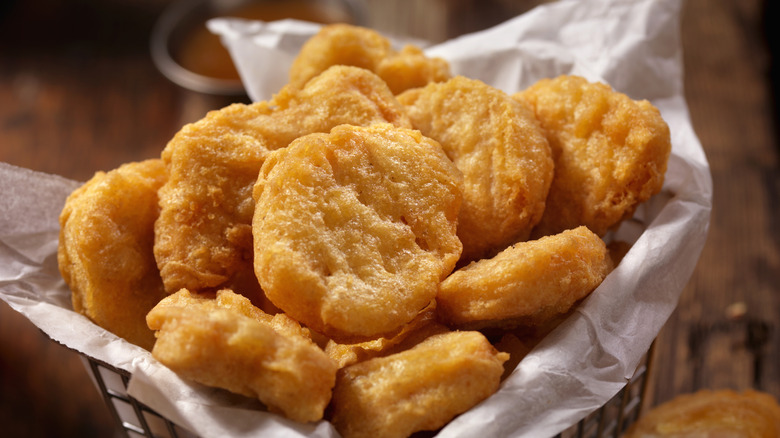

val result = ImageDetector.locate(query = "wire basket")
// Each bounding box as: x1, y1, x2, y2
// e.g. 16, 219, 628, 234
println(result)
81, 343, 654, 438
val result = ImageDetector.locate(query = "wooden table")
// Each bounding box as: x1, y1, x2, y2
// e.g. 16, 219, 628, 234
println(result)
1, 0, 778, 436
651, 0, 780, 408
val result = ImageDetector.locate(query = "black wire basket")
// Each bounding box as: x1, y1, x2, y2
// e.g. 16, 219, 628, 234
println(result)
81, 343, 654, 438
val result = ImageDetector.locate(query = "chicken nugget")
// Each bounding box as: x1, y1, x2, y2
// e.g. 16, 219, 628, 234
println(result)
437, 226, 611, 329
288, 23, 450, 94
624, 389, 780, 438
211, 285, 314, 341
253, 123, 463, 339
514, 75, 671, 237
262, 65, 413, 145
154, 102, 273, 294
58, 159, 168, 350
146, 289, 337, 423
155, 66, 411, 294
398, 76, 554, 262
376, 45, 451, 95
329, 331, 509, 438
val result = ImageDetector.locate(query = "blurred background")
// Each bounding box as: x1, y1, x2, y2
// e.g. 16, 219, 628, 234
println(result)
1, 0, 778, 436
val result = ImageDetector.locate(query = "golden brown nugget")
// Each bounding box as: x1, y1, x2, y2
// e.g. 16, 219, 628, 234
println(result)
288, 23, 450, 94
624, 389, 780, 438
376, 45, 452, 95
437, 226, 610, 329
253, 123, 463, 339
58, 159, 168, 351
260, 65, 412, 146
155, 102, 273, 294
398, 76, 554, 262
515, 75, 671, 237
179, 285, 314, 341
146, 289, 337, 423
329, 331, 509, 438
155, 66, 411, 294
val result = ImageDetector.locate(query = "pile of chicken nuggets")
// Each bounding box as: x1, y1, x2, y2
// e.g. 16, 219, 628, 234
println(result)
57, 23, 671, 437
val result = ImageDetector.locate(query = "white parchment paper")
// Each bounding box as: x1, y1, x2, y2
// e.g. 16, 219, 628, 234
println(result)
0, 0, 712, 436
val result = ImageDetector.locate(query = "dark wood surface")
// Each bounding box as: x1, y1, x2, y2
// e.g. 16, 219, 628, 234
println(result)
650, 0, 780, 408
1, 0, 778, 436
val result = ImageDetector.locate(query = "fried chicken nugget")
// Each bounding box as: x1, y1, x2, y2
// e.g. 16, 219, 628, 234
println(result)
376, 45, 452, 95
253, 123, 463, 339
58, 159, 168, 350
261, 65, 413, 145
155, 102, 272, 294
146, 289, 337, 423
398, 76, 554, 262
514, 75, 671, 237
155, 66, 411, 294
437, 226, 611, 329
288, 23, 450, 94
329, 331, 509, 438
624, 389, 780, 438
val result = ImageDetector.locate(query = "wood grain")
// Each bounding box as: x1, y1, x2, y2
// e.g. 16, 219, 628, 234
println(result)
649, 0, 780, 409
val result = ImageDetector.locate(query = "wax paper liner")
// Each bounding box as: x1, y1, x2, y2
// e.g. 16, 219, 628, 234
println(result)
0, 0, 712, 436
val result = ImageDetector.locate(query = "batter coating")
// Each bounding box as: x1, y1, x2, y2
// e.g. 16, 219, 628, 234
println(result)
437, 226, 611, 329
253, 123, 462, 339
288, 23, 450, 94
155, 102, 272, 294
58, 159, 168, 350
146, 289, 337, 423
329, 330, 509, 438
624, 389, 780, 438
514, 75, 671, 237
154, 66, 411, 294
399, 76, 553, 262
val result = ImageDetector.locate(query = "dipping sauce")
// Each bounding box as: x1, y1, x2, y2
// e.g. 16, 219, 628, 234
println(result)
174, 0, 355, 81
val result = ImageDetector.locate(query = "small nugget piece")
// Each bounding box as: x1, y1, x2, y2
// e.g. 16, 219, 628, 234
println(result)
624, 389, 780, 438
399, 76, 554, 261
253, 123, 463, 339
329, 331, 509, 438
58, 159, 168, 350
146, 289, 337, 423
437, 226, 611, 329
155, 66, 411, 294
324, 301, 448, 368
288, 24, 450, 94
375, 45, 452, 95
515, 75, 671, 237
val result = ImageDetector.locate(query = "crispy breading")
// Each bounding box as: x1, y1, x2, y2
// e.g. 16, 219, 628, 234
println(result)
514, 75, 671, 237
437, 226, 611, 329
154, 66, 411, 294
146, 289, 337, 423
58, 159, 168, 350
288, 23, 450, 94
376, 45, 451, 95
154, 102, 272, 294
329, 331, 509, 438
253, 123, 462, 339
398, 76, 553, 262
624, 389, 780, 438
265, 65, 412, 143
